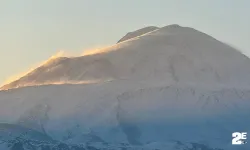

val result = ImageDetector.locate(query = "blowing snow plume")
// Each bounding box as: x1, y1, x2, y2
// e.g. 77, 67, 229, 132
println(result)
2, 24, 250, 91
0, 46, 119, 90
1, 51, 67, 87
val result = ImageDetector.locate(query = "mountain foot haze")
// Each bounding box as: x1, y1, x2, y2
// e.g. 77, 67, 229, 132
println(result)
0, 24, 250, 150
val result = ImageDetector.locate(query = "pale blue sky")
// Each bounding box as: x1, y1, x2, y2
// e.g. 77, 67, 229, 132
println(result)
0, 0, 250, 85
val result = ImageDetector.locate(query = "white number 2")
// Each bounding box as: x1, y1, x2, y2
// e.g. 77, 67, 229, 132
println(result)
232, 132, 247, 145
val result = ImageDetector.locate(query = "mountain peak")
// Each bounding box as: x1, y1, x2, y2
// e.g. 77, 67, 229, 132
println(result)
117, 26, 159, 43
163, 24, 182, 28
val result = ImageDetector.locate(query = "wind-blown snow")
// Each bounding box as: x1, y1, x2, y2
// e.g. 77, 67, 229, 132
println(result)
0, 24, 250, 149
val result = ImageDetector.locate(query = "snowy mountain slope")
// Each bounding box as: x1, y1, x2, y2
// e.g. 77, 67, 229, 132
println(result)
0, 80, 250, 149
1, 24, 250, 90
0, 123, 54, 143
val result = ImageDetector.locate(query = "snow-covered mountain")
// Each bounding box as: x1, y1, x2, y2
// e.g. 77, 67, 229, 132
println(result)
0, 24, 250, 150
2, 24, 250, 90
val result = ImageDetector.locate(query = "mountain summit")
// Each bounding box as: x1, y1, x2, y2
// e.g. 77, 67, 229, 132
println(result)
117, 26, 159, 43
2, 24, 250, 90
